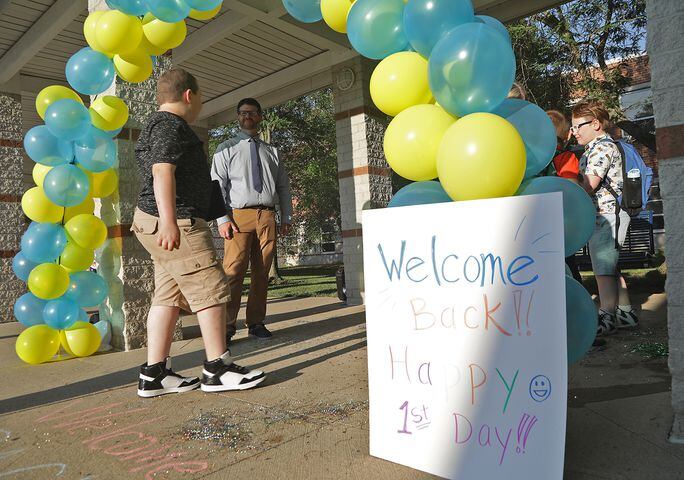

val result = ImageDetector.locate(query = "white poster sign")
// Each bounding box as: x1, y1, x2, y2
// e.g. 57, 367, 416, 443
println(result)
362, 193, 567, 480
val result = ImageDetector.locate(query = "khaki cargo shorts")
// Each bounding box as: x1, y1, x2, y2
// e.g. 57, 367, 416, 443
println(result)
131, 208, 230, 313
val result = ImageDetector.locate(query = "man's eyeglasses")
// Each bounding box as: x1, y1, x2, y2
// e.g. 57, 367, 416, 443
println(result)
238, 111, 260, 118
570, 120, 594, 133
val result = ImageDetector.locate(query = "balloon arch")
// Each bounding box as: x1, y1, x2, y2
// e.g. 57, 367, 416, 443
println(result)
12, 0, 598, 365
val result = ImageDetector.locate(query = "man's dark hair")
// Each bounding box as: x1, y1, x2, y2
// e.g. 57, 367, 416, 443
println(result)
237, 98, 262, 114
157, 68, 199, 105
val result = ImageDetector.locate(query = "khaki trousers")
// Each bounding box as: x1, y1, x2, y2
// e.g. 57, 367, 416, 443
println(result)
223, 208, 276, 334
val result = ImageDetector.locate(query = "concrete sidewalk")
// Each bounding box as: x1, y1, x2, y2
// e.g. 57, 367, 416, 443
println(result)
0, 292, 681, 479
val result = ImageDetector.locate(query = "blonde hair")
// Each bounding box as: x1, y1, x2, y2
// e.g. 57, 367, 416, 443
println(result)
571, 100, 611, 130
546, 110, 569, 139
507, 82, 527, 100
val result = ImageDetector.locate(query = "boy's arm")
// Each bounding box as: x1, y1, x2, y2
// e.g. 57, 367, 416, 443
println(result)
152, 163, 180, 251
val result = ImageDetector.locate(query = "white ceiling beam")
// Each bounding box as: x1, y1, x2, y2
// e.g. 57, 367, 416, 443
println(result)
174, 10, 253, 64
473, 0, 571, 22
223, 0, 350, 52
1, 73, 71, 96
0, 0, 87, 84
200, 49, 356, 121
0, 0, 13, 16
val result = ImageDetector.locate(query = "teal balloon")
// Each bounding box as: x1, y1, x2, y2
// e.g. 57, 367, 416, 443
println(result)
566, 276, 597, 364
75, 126, 117, 172
146, 0, 191, 23
389, 181, 452, 208
14, 293, 48, 327
475, 15, 511, 44
44, 99, 91, 141
347, 0, 408, 60
185, 0, 221, 10
43, 297, 80, 330
282, 0, 322, 23
105, 0, 148, 15
493, 99, 557, 178
78, 308, 91, 323
428, 22, 515, 117
20, 222, 67, 264
13, 252, 39, 282
403, 0, 474, 58
43, 164, 90, 207
516, 177, 596, 257
64, 271, 109, 307
66, 48, 115, 96
565, 263, 572, 277
24, 126, 74, 166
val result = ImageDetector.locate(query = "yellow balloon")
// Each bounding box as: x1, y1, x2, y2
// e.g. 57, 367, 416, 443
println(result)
114, 49, 153, 83
83, 11, 111, 56
94, 10, 143, 55
28, 263, 70, 300
32, 163, 52, 188
59, 330, 75, 356
35, 86, 84, 120
64, 197, 95, 222
21, 187, 63, 223
142, 14, 187, 52
65, 214, 108, 250
16, 325, 61, 365
383, 104, 456, 181
59, 243, 95, 272
137, 34, 167, 56
62, 321, 101, 357
90, 95, 129, 132
91, 169, 118, 198
189, 3, 222, 20
321, 0, 354, 33
370, 52, 433, 117
437, 113, 526, 201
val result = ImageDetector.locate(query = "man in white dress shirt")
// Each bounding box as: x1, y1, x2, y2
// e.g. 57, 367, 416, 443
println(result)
211, 98, 293, 341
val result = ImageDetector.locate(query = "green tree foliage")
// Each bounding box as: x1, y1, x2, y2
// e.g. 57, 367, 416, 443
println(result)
509, 0, 646, 116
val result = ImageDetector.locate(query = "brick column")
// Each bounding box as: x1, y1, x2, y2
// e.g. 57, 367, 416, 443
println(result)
332, 56, 392, 305
0, 93, 25, 323
646, 0, 684, 443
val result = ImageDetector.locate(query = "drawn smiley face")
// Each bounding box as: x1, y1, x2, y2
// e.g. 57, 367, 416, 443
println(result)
529, 375, 552, 402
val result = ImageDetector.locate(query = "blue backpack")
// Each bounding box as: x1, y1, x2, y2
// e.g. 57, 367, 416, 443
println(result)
600, 138, 654, 217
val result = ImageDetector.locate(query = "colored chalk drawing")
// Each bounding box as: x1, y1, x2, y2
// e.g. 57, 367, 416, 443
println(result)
362, 193, 567, 479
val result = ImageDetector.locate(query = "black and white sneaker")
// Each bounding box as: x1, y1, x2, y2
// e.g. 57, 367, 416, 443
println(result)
201, 350, 265, 392
616, 307, 639, 329
597, 310, 617, 337
137, 357, 200, 398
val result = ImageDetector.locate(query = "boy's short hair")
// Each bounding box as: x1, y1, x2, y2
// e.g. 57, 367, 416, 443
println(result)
571, 100, 611, 130
157, 68, 199, 105
237, 98, 262, 114
546, 109, 570, 138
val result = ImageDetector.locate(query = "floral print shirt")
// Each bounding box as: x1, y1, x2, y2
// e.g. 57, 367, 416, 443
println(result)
579, 134, 623, 215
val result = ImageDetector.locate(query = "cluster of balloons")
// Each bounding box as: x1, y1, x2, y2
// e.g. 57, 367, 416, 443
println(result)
284, 0, 599, 364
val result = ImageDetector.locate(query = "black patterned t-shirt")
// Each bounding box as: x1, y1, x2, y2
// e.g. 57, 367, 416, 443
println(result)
135, 111, 223, 220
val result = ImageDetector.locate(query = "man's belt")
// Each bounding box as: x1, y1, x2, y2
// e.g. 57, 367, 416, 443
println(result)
239, 205, 275, 211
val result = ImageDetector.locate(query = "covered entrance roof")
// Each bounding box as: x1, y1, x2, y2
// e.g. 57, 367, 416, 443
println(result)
0, 0, 568, 130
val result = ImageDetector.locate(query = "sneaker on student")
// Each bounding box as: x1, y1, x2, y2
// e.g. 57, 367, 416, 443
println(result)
596, 310, 617, 337
616, 307, 639, 329
248, 324, 272, 340
137, 357, 200, 398
201, 350, 266, 392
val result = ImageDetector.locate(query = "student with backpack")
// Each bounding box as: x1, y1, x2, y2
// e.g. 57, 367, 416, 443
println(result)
571, 101, 643, 339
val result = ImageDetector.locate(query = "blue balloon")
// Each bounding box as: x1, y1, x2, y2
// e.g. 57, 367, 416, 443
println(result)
389, 181, 453, 208
282, 0, 321, 23
64, 271, 109, 308
516, 177, 596, 257
23, 125, 74, 166
66, 47, 115, 96
43, 164, 91, 207
347, 0, 408, 59
185, 0, 222, 10
14, 293, 47, 327
493, 99, 557, 179
403, 0, 474, 58
12, 251, 39, 282
146, 0, 191, 23
428, 22, 515, 117
106, 0, 148, 15
476, 15, 511, 45
75, 126, 117, 172
566, 276, 597, 364
43, 297, 81, 330
20, 222, 68, 264
78, 308, 91, 323
44, 99, 92, 142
